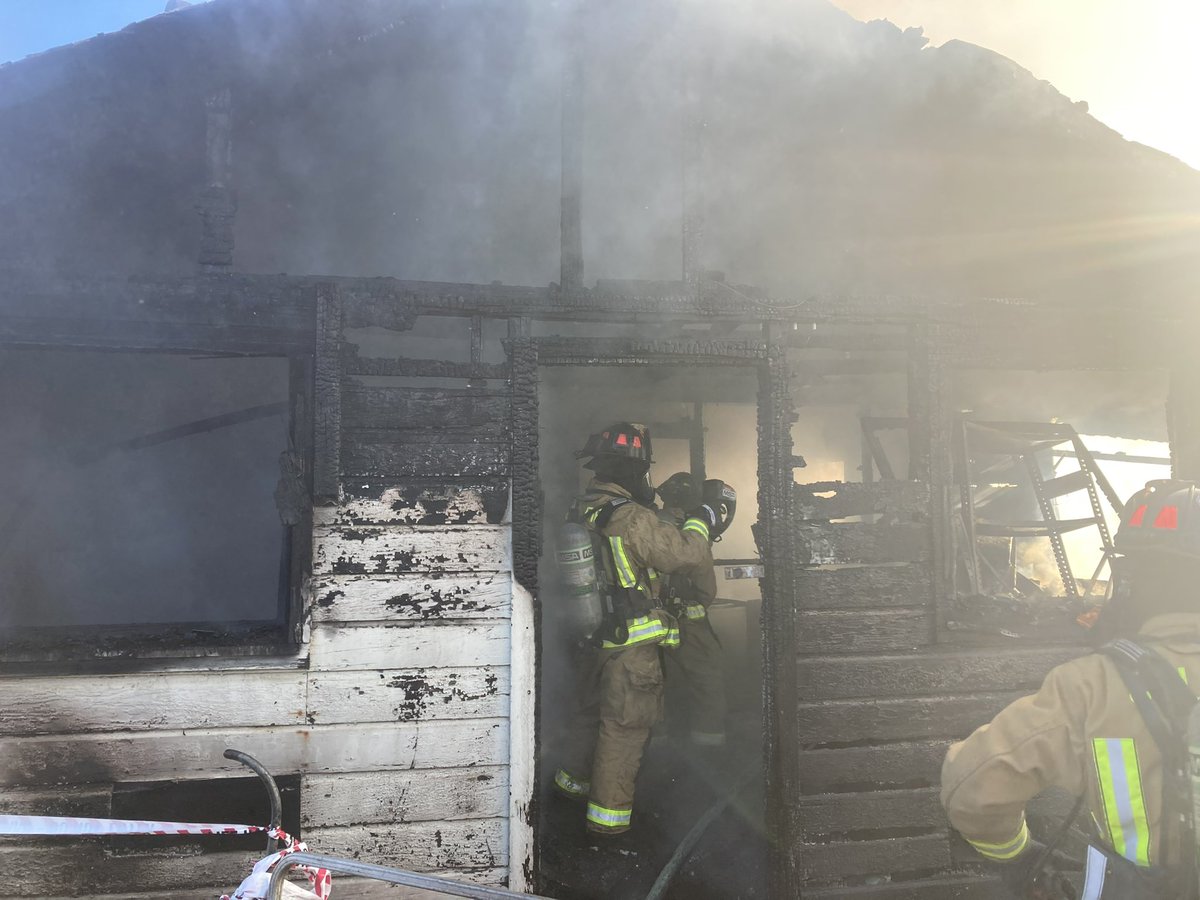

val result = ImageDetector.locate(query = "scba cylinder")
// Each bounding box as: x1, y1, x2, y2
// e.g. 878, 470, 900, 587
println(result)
556, 521, 605, 641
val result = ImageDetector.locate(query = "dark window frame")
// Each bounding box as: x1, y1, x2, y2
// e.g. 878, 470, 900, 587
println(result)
0, 348, 314, 671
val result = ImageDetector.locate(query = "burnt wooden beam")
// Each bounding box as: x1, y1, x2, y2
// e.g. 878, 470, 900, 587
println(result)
313, 284, 343, 504
343, 353, 509, 381
795, 480, 930, 521
535, 336, 766, 366
796, 563, 932, 611
508, 335, 540, 594
758, 329, 801, 898
341, 384, 510, 435
0, 269, 1176, 335
197, 87, 236, 270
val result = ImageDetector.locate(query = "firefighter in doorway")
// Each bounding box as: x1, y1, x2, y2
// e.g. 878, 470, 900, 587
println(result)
657, 472, 728, 749
553, 422, 721, 835
941, 480, 1200, 899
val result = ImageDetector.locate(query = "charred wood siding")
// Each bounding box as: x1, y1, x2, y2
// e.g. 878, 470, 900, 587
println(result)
791, 479, 1083, 893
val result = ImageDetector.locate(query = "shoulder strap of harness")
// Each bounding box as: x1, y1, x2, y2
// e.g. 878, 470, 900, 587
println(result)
1100, 639, 1198, 885
1101, 639, 1196, 749
589, 497, 631, 531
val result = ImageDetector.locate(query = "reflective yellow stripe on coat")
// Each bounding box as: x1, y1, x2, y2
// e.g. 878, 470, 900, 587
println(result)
967, 820, 1030, 861
586, 802, 632, 830
601, 614, 680, 649
1093, 738, 1151, 866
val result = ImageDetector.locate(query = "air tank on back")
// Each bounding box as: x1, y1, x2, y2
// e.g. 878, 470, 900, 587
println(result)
556, 521, 605, 642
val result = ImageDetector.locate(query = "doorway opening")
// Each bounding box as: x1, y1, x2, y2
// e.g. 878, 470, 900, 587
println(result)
534, 359, 767, 900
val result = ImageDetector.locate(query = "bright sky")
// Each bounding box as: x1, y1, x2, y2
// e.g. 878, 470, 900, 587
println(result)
831, 0, 1200, 170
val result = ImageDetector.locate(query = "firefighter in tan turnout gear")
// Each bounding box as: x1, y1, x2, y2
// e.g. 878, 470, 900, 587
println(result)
941, 480, 1200, 899
657, 472, 728, 749
553, 423, 723, 835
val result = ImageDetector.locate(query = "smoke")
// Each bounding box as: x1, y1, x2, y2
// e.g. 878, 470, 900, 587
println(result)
4, 0, 1196, 303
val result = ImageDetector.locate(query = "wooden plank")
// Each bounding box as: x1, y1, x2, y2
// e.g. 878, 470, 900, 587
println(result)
308, 819, 506, 872
0, 843, 259, 896
799, 741, 951, 793
798, 693, 1021, 745
307, 667, 510, 724
0, 719, 508, 786
795, 481, 931, 521
308, 623, 510, 671
342, 438, 510, 479
316, 484, 503, 527
0, 785, 112, 818
796, 563, 932, 610
798, 609, 933, 654
312, 526, 510, 576
797, 646, 1082, 701
798, 788, 943, 838
312, 574, 512, 623
798, 523, 931, 565
808, 874, 1002, 898
341, 384, 510, 435
0, 670, 306, 736
507, 581, 537, 892
799, 833, 950, 881
301, 767, 507, 827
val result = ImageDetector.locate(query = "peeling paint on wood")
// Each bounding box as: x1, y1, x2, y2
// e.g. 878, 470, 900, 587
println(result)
307, 818, 506, 871
308, 667, 509, 724
301, 767, 507, 827
0, 719, 509, 786
342, 438, 511, 480
311, 574, 512, 623
308, 623, 510, 671
312, 525, 510, 576
315, 485, 494, 527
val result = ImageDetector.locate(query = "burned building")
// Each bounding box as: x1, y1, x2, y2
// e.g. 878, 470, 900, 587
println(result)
1, 0, 1199, 897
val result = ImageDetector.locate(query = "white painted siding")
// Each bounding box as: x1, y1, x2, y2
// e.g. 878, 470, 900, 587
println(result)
0, 484, 526, 897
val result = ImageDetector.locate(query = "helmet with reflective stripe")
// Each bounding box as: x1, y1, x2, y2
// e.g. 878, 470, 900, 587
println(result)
1115, 479, 1200, 560
576, 422, 653, 465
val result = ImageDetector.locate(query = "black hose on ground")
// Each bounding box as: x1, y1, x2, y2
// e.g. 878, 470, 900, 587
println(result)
643, 763, 759, 900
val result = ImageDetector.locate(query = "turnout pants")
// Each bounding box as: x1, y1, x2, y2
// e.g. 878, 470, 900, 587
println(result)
665, 607, 727, 745
555, 642, 665, 834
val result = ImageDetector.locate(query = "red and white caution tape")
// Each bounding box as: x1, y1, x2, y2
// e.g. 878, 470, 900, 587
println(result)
0, 814, 268, 837
0, 816, 331, 900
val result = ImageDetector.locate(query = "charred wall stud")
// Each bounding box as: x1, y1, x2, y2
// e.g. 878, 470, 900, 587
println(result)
313, 283, 344, 505
197, 87, 236, 271
757, 328, 801, 898
507, 330, 540, 594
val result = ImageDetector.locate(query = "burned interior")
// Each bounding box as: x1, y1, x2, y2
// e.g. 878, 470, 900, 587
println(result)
1, 1, 1199, 898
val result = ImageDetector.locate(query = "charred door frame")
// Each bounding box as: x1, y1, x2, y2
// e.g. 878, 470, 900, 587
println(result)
504, 331, 799, 893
